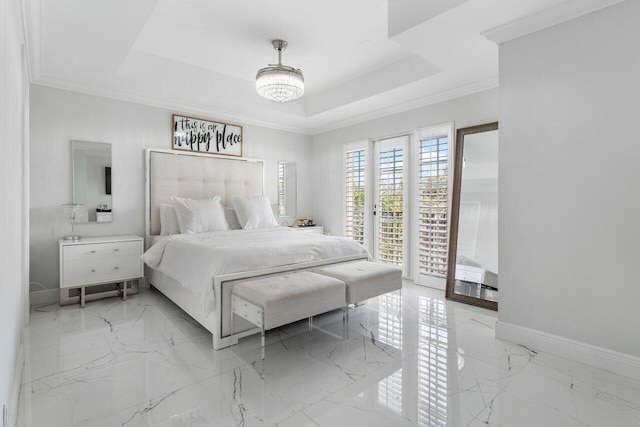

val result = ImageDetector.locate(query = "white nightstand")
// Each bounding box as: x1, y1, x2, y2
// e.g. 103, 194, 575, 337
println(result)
59, 235, 144, 307
292, 226, 324, 235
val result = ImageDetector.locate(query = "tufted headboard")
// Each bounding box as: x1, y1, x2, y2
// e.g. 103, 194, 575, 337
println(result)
145, 149, 264, 245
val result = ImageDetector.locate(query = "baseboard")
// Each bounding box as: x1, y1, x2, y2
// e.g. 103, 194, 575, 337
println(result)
8, 343, 24, 427
29, 289, 58, 306
496, 321, 640, 380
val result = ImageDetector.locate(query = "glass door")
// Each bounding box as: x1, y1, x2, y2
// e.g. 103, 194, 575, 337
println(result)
374, 136, 408, 274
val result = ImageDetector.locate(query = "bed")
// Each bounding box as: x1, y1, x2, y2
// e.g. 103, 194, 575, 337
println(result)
143, 149, 369, 349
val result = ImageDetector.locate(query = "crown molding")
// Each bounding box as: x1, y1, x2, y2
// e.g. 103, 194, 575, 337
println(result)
31, 75, 310, 135
483, 0, 628, 45
308, 78, 499, 136
32, 74, 499, 138
20, 0, 42, 81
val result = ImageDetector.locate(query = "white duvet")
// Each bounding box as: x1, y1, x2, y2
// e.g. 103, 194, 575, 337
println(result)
142, 227, 369, 315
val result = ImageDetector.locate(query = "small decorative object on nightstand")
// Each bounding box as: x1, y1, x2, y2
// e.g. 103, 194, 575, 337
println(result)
96, 204, 112, 222
59, 235, 144, 307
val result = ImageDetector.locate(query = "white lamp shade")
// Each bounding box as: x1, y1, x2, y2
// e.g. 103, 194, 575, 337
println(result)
60, 204, 85, 224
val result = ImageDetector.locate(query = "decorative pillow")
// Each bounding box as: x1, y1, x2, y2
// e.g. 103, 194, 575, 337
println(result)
232, 195, 279, 230
225, 208, 242, 230
170, 196, 229, 234
159, 203, 181, 235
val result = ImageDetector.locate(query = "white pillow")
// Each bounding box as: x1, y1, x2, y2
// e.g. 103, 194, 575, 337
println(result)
225, 208, 242, 230
170, 196, 229, 234
159, 203, 181, 235
232, 195, 279, 230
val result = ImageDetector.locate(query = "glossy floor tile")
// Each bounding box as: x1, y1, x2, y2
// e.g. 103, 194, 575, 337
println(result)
17, 283, 640, 426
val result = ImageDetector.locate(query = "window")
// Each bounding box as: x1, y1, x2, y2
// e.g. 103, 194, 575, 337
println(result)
342, 123, 453, 287
417, 134, 450, 280
345, 149, 366, 244
278, 161, 286, 217
375, 138, 406, 268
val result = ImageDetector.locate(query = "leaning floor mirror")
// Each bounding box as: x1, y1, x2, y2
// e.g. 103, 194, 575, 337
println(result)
446, 122, 499, 310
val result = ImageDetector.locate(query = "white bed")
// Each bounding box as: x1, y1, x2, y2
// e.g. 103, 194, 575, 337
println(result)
144, 149, 369, 349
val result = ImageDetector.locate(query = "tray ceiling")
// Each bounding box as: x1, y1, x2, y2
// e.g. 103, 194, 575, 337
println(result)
24, 0, 626, 134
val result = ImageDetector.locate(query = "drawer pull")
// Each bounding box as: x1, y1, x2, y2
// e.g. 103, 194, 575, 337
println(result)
91, 269, 96, 273
114, 248, 119, 252
91, 250, 96, 254
114, 266, 120, 270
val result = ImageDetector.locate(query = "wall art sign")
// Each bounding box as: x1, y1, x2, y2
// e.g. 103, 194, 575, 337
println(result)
172, 114, 243, 157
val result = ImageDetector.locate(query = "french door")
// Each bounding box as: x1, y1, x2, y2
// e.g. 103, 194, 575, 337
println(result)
373, 137, 408, 274
414, 124, 453, 290
344, 123, 453, 288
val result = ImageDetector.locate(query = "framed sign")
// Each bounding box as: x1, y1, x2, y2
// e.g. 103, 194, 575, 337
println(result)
172, 114, 243, 157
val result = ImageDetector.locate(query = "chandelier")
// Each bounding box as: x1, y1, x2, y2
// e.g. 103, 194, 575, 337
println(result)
256, 40, 304, 103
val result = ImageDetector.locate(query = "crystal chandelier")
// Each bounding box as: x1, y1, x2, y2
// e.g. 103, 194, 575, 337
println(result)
256, 40, 304, 103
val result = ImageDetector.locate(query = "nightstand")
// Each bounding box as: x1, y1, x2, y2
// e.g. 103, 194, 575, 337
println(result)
59, 235, 144, 307
292, 226, 324, 235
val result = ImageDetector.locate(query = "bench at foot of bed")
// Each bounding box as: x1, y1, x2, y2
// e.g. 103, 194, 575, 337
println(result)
231, 271, 347, 351
314, 261, 403, 315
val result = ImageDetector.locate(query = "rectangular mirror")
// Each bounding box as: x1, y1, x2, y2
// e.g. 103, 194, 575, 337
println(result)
277, 161, 297, 218
446, 123, 498, 310
72, 140, 112, 223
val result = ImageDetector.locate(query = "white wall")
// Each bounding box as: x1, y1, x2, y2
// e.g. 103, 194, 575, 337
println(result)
499, 0, 640, 357
29, 85, 313, 292
0, 0, 29, 424
311, 88, 499, 238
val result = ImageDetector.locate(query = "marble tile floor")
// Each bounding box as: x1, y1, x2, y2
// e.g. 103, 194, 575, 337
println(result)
17, 282, 640, 427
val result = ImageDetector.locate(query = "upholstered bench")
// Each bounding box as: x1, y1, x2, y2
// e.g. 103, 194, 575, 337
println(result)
314, 261, 402, 308
231, 271, 346, 349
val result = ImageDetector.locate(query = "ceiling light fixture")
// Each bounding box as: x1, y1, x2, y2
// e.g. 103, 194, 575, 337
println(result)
256, 40, 304, 103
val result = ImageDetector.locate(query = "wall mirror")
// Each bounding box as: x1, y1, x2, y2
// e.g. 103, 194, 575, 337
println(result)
72, 140, 112, 223
446, 123, 498, 310
277, 161, 297, 218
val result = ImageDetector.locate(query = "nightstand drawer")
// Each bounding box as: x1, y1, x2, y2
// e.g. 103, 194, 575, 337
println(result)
63, 241, 141, 261
62, 255, 142, 288
292, 226, 323, 235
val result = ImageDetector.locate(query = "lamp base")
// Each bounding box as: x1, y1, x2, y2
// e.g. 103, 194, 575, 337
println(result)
63, 235, 81, 241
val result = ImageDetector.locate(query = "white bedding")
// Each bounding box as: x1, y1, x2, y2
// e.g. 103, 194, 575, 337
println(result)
142, 227, 369, 315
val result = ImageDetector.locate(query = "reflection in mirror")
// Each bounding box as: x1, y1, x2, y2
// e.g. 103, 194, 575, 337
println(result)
446, 123, 498, 310
277, 161, 297, 218
72, 141, 112, 223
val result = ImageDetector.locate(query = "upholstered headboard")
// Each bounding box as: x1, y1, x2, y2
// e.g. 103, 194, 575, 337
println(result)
145, 149, 264, 243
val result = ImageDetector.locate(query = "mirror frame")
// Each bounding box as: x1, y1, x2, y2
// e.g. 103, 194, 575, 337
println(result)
445, 122, 499, 311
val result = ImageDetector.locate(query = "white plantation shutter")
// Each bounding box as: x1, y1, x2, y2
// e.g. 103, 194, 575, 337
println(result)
418, 135, 449, 278
345, 149, 366, 244
377, 143, 404, 267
